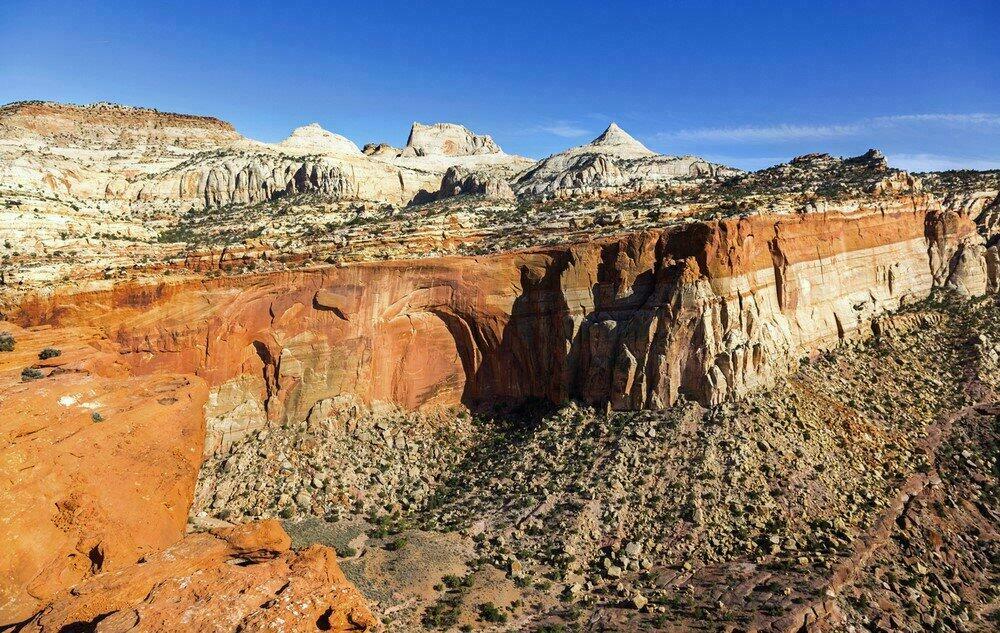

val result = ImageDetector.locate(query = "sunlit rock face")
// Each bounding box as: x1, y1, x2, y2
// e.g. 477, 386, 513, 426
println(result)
403, 122, 503, 157
19, 521, 380, 633
0, 327, 209, 625
0, 102, 527, 212
513, 123, 741, 197
12, 201, 990, 456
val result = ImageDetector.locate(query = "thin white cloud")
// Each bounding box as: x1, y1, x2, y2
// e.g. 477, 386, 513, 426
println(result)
887, 153, 1000, 172
656, 113, 1000, 144
532, 121, 591, 138
879, 113, 1000, 125
663, 123, 863, 143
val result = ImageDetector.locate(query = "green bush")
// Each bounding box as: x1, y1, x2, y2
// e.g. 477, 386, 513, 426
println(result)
442, 574, 473, 590
422, 594, 462, 629
39, 347, 61, 360
91, 412, 104, 422
21, 367, 43, 381
0, 332, 13, 352
478, 602, 508, 624
385, 536, 408, 552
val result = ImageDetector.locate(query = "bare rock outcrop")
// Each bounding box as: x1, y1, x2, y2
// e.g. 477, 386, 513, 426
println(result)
435, 165, 516, 200
362, 142, 403, 157
0, 324, 208, 626
137, 152, 439, 208
0, 101, 511, 212
513, 123, 739, 197
278, 123, 363, 156
0, 101, 241, 149
11, 202, 992, 442
403, 121, 502, 157
21, 521, 380, 632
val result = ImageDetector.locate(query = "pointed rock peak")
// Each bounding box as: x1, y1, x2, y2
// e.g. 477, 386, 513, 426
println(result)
594, 122, 627, 142
278, 123, 361, 156
589, 122, 655, 156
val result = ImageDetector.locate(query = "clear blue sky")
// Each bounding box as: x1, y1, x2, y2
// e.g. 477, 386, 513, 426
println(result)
2, 0, 998, 171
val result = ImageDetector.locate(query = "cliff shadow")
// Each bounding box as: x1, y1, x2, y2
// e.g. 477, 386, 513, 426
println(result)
461, 255, 575, 411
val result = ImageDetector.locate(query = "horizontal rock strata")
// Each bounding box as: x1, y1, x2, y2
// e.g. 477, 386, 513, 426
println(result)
10, 203, 992, 457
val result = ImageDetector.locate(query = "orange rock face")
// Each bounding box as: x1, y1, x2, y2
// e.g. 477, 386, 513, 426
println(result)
0, 324, 209, 626
9, 204, 991, 432
21, 520, 380, 632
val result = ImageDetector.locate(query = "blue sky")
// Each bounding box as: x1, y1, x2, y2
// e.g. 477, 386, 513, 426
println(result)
1, 0, 998, 171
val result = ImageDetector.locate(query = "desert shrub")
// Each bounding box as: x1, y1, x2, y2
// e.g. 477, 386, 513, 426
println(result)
91, 412, 104, 422
0, 332, 14, 352
39, 347, 61, 360
21, 367, 43, 381
422, 594, 462, 629
478, 602, 508, 624
442, 574, 473, 590
385, 536, 408, 552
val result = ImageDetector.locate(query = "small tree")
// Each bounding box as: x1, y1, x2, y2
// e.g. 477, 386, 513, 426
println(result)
478, 603, 508, 624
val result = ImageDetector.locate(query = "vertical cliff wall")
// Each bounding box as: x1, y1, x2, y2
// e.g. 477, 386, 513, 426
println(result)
12, 202, 992, 451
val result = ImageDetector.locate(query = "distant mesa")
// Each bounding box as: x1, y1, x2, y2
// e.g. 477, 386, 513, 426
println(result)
0, 99, 735, 209
0, 100, 240, 149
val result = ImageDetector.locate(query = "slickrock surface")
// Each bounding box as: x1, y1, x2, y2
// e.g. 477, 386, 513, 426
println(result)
0, 323, 209, 626
21, 520, 381, 632
279, 123, 365, 156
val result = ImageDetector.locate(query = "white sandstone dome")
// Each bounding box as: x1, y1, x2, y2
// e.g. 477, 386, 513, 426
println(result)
278, 123, 362, 156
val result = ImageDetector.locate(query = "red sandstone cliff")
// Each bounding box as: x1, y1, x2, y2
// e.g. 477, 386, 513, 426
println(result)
8, 202, 991, 454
